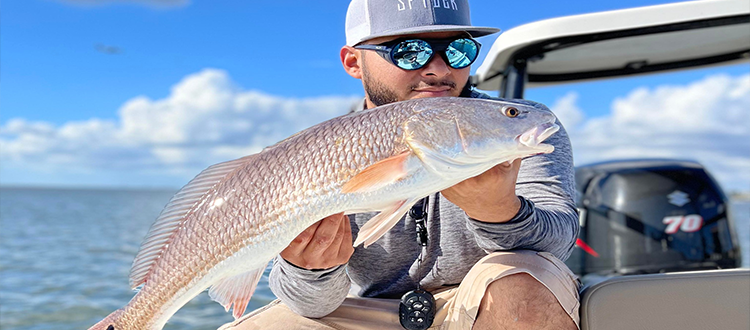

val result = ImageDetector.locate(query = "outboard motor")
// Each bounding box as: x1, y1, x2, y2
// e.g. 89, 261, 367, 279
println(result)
566, 159, 742, 284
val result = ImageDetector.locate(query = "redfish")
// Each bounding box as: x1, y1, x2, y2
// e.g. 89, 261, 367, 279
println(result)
89, 97, 559, 330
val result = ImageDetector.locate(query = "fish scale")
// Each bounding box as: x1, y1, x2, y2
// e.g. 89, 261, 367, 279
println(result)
89, 97, 559, 330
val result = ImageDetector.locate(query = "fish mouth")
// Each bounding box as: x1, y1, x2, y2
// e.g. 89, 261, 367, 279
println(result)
518, 122, 560, 153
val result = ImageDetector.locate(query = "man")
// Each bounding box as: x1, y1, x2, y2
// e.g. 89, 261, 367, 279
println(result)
220, 0, 580, 329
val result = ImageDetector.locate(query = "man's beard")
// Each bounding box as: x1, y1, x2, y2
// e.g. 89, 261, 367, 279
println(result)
362, 65, 399, 107
361, 61, 468, 108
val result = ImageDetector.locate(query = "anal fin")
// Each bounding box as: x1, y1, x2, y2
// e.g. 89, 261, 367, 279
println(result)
354, 198, 420, 248
208, 264, 267, 319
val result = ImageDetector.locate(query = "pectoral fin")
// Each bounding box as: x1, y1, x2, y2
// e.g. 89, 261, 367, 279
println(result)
341, 151, 411, 194
208, 264, 267, 319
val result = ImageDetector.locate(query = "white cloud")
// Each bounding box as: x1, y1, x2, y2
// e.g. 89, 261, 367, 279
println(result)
3, 70, 748, 192
550, 73, 750, 192
0, 69, 360, 176
548, 91, 584, 129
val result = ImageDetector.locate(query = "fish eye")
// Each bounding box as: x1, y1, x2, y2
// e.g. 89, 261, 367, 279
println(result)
107, 326, 115, 330
504, 107, 519, 118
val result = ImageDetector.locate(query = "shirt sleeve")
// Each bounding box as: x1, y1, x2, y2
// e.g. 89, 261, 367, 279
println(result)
268, 255, 351, 318
464, 106, 579, 261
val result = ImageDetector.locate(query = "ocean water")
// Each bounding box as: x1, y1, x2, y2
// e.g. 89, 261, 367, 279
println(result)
0, 187, 275, 330
1, 187, 748, 330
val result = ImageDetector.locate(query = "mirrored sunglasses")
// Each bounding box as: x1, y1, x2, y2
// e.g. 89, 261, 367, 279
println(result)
355, 37, 481, 70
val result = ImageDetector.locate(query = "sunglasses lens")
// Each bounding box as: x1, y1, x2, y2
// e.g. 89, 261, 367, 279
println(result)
391, 40, 433, 70
446, 38, 479, 68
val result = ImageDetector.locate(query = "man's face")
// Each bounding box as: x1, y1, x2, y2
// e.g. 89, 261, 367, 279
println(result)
353, 31, 472, 108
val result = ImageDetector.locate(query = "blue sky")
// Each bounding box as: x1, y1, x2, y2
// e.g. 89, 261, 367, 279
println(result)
2, 0, 749, 191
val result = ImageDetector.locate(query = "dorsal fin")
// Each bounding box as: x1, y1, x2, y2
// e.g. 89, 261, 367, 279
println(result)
128, 155, 255, 289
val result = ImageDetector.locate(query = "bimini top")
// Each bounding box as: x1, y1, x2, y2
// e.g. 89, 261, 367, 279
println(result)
473, 0, 750, 91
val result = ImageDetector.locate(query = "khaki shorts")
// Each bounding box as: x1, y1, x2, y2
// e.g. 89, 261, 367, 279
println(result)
219, 250, 580, 330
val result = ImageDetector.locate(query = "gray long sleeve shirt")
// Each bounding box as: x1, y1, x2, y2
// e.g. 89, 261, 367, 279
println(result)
269, 91, 579, 318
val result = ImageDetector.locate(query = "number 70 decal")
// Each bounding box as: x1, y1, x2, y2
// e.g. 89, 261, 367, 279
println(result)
662, 215, 703, 234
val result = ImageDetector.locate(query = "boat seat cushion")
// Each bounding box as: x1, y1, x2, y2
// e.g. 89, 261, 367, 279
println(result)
580, 269, 750, 330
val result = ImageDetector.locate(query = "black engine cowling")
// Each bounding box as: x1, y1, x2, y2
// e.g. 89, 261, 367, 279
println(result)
566, 159, 742, 281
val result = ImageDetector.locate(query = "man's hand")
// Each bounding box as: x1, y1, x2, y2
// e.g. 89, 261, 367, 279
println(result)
441, 159, 522, 223
280, 213, 355, 270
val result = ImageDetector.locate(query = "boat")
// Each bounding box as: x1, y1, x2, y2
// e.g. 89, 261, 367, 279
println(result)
472, 0, 750, 329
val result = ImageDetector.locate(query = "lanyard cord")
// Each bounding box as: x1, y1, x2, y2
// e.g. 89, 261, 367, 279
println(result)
409, 197, 429, 291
